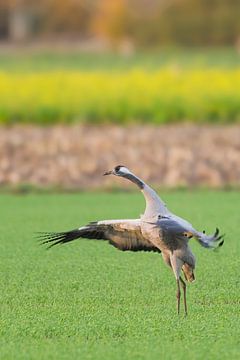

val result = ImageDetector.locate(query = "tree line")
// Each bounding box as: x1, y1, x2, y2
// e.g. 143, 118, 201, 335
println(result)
1, 0, 240, 47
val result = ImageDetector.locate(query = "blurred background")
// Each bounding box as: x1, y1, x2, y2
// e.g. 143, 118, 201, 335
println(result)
0, 0, 240, 190
1, 0, 240, 47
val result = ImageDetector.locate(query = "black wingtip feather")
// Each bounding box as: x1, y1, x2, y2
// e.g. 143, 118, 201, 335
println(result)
214, 227, 219, 237
37, 229, 82, 249
219, 239, 224, 247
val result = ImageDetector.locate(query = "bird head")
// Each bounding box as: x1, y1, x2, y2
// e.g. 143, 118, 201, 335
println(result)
103, 165, 132, 177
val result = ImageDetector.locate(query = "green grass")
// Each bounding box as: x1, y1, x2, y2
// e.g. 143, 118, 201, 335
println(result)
0, 191, 239, 359
0, 48, 239, 72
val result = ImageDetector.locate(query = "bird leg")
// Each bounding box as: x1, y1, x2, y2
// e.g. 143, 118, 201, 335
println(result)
180, 276, 187, 316
176, 279, 181, 315
170, 255, 183, 315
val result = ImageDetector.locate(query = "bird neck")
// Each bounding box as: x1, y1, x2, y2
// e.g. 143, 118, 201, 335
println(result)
141, 184, 168, 219
121, 173, 145, 189
121, 172, 169, 219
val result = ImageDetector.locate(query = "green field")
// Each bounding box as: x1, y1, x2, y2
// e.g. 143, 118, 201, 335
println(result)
0, 191, 239, 359
0, 48, 239, 72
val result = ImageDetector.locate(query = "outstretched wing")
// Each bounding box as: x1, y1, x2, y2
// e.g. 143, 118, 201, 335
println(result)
194, 228, 224, 249
38, 219, 161, 253
157, 217, 224, 250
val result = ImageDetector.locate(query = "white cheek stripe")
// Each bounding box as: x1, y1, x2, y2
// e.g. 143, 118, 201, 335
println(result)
120, 167, 132, 175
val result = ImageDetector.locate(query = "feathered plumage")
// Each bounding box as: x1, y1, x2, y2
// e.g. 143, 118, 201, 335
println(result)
38, 165, 225, 315
38, 220, 161, 253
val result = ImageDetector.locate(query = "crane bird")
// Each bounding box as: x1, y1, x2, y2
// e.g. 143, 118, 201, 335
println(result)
39, 165, 224, 315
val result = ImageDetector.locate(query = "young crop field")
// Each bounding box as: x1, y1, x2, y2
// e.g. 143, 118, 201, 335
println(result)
0, 48, 239, 72
0, 49, 240, 124
0, 191, 239, 360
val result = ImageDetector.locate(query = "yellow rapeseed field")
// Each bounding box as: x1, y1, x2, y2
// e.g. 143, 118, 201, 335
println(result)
0, 68, 239, 123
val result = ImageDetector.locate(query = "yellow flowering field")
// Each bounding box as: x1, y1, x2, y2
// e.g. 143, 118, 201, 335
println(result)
0, 68, 239, 124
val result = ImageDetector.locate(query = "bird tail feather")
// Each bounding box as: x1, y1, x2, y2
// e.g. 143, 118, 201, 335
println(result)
182, 263, 195, 282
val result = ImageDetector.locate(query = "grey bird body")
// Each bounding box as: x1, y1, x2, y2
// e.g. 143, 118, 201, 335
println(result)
39, 165, 224, 315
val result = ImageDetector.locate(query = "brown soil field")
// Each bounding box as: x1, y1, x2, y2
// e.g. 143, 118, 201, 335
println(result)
1, 124, 240, 189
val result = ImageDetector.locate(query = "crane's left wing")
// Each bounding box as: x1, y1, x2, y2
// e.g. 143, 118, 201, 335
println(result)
194, 228, 224, 249
38, 219, 161, 253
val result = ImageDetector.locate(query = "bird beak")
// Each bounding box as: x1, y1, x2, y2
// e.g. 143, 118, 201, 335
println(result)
103, 170, 112, 176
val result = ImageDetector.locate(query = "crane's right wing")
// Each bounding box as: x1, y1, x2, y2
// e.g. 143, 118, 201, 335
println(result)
38, 219, 161, 253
